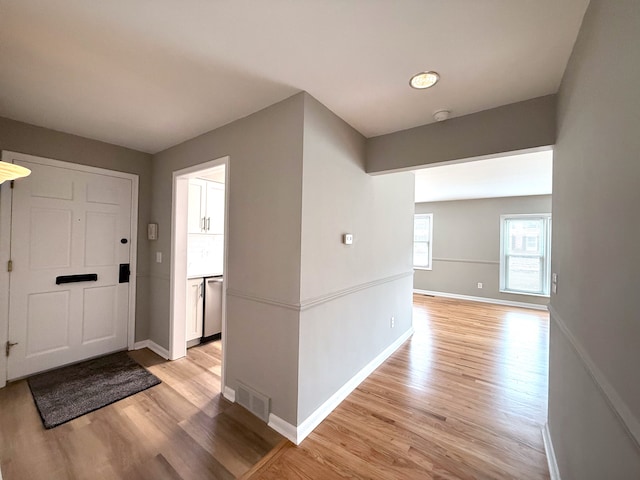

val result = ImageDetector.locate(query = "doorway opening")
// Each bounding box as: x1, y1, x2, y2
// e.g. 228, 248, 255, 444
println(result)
169, 156, 229, 395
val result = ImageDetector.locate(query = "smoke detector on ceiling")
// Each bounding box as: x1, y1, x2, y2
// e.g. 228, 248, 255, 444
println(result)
433, 110, 451, 122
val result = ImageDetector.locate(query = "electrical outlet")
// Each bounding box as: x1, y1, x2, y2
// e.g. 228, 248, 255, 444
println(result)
477, 282, 483, 289
390, 316, 395, 328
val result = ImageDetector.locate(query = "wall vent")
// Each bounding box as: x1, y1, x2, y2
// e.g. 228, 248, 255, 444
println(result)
236, 382, 270, 422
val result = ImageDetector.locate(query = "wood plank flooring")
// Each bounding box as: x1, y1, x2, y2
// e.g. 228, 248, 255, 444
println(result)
0, 295, 550, 479
248, 295, 550, 479
0, 341, 284, 480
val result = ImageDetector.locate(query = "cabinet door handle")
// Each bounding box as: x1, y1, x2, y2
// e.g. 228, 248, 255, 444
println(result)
206, 217, 211, 231
201, 217, 206, 231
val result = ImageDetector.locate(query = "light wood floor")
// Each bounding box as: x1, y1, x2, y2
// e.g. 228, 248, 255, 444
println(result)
0, 295, 550, 479
248, 295, 550, 479
0, 341, 284, 480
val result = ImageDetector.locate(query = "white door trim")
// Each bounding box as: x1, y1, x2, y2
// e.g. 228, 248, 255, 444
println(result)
0, 173, 11, 389
0, 151, 139, 387
169, 156, 229, 390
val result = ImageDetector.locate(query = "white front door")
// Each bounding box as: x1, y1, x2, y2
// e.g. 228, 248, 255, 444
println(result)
6, 156, 135, 380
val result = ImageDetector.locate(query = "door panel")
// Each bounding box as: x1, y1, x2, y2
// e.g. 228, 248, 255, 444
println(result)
187, 179, 206, 234
186, 278, 203, 342
26, 291, 70, 356
30, 208, 73, 269
85, 212, 117, 266
82, 286, 117, 343
30, 167, 74, 200
7, 159, 133, 379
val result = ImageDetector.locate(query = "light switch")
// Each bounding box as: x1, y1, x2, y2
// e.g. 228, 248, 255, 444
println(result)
343, 234, 353, 245
147, 223, 158, 240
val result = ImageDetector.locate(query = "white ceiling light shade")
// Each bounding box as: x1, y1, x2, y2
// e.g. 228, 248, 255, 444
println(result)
0, 161, 31, 184
409, 71, 440, 89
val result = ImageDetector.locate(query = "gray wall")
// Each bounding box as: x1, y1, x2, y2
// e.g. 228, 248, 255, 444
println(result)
0, 116, 153, 341
151, 92, 415, 427
414, 195, 552, 306
366, 95, 556, 174
152, 93, 305, 424
297, 95, 414, 423
550, 0, 640, 477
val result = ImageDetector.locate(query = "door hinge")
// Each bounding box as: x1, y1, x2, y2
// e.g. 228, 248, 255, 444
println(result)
10, 180, 14, 189
5, 341, 18, 357
7, 260, 12, 272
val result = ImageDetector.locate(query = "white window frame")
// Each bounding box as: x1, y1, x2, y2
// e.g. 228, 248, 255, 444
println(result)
499, 213, 552, 297
413, 213, 433, 270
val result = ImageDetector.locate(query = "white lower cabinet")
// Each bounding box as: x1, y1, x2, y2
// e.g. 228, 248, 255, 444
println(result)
186, 278, 204, 345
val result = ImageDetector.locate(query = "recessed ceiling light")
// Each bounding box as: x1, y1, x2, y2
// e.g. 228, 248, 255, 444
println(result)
409, 71, 440, 89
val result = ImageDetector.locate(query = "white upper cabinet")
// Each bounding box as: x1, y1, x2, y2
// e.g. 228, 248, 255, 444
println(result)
206, 181, 225, 235
188, 179, 224, 234
188, 179, 206, 234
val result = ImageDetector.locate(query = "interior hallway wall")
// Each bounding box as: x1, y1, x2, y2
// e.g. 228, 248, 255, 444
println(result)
297, 94, 414, 424
550, 0, 640, 477
151, 94, 305, 425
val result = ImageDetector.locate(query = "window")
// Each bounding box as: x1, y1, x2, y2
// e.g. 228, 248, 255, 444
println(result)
500, 214, 551, 296
413, 213, 433, 269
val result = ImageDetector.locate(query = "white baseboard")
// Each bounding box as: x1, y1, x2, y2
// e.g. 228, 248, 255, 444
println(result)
223, 386, 235, 403
414, 289, 548, 311
542, 423, 561, 480
133, 340, 170, 360
268, 327, 414, 445
268, 413, 298, 444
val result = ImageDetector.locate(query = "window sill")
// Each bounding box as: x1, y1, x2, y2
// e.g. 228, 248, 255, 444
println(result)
500, 289, 550, 298
413, 267, 432, 271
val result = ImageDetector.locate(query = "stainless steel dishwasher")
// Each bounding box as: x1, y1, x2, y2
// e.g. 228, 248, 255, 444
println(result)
203, 276, 223, 339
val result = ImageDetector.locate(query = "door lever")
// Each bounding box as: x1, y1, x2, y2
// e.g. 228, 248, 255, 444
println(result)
5, 341, 18, 357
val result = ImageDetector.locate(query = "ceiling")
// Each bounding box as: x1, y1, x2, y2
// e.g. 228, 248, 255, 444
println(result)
413, 150, 553, 203
0, 1, 589, 154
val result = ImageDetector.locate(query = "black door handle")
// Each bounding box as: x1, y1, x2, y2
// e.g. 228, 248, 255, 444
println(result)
56, 274, 98, 285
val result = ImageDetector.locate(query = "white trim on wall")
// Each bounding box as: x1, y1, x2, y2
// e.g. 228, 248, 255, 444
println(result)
267, 326, 414, 445
414, 289, 548, 311
432, 257, 499, 265
549, 306, 640, 448
542, 423, 561, 480
133, 340, 169, 360
169, 156, 230, 389
223, 386, 235, 403
0, 180, 11, 389
300, 272, 413, 311
227, 271, 415, 313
